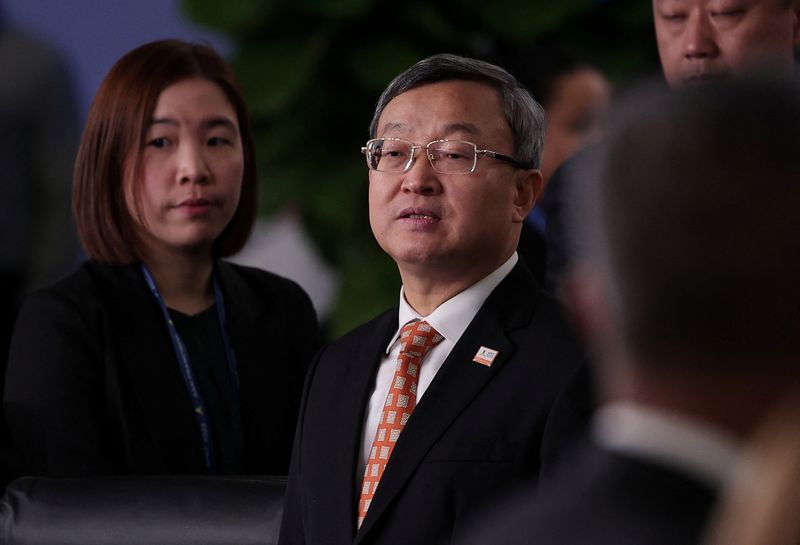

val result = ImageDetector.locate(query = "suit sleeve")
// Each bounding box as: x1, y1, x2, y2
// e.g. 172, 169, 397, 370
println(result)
542, 163, 570, 293
538, 359, 595, 483
4, 290, 115, 476
283, 278, 323, 373
275, 277, 323, 475
278, 342, 329, 545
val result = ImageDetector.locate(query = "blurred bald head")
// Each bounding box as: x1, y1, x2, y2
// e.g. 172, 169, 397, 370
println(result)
572, 78, 800, 371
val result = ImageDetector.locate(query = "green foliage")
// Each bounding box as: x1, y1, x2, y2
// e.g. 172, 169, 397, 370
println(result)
182, 0, 659, 338
479, 0, 593, 42
183, 0, 275, 35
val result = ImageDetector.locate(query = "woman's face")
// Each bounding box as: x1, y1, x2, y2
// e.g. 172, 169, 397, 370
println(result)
125, 78, 244, 260
540, 67, 611, 187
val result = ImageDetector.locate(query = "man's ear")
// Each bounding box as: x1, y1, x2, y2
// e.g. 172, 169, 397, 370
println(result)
512, 169, 543, 223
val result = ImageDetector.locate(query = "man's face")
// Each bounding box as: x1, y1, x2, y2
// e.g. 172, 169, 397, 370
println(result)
368, 80, 536, 284
653, 0, 800, 87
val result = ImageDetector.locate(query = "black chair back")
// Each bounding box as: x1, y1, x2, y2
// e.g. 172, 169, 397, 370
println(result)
0, 475, 286, 545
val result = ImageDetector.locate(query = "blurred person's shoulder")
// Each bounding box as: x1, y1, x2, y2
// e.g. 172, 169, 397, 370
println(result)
459, 435, 717, 545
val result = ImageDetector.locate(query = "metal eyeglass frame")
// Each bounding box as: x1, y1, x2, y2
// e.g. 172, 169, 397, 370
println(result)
361, 137, 534, 174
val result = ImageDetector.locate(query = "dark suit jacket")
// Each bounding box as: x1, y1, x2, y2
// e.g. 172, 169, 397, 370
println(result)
462, 437, 717, 545
279, 261, 592, 545
516, 221, 547, 289
542, 143, 603, 293
541, 154, 575, 293
4, 260, 321, 477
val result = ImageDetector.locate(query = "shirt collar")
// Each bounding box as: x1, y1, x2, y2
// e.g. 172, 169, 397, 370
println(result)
385, 253, 518, 354
593, 401, 742, 488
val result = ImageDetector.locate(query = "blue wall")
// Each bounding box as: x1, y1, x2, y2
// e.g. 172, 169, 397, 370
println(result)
3, 0, 231, 117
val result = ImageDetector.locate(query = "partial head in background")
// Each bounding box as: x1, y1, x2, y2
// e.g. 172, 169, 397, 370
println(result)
567, 78, 800, 429
505, 47, 612, 188
364, 54, 545, 306
653, 0, 800, 87
73, 39, 257, 265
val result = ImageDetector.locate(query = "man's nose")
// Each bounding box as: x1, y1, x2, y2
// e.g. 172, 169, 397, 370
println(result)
400, 149, 442, 195
684, 12, 719, 59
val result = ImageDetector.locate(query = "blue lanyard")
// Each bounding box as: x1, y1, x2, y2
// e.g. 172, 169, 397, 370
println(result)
140, 263, 240, 473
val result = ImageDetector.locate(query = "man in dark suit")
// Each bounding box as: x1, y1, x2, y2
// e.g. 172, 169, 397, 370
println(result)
544, 0, 800, 293
278, 54, 591, 545
462, 78, 800, 545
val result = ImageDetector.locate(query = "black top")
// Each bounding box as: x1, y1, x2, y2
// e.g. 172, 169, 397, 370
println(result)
168, 304, 246, 475
516, 220, 547, 288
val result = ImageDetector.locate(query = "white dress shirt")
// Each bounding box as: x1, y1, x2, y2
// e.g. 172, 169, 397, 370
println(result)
358, 253, 518, 476
593, 401, 742, 488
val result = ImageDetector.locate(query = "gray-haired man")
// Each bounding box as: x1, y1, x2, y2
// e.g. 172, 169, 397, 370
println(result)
279, 53, 592, 545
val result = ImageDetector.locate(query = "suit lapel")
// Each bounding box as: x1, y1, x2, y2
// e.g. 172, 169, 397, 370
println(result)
213, 261, 273, 468
355, 263, 539, 541
214, 261, 262, 347
337, 312, 398, 539
214, 261, 264, 412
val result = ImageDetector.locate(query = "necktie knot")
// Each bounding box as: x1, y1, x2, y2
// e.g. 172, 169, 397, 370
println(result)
399, 320, 443, 360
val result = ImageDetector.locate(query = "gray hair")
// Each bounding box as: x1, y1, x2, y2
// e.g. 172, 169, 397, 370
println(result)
369, 53, 545, 169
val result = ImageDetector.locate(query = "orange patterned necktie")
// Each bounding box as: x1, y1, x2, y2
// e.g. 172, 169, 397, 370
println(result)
357, 320, 443, 528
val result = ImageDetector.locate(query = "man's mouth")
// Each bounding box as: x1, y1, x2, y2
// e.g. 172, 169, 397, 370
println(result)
398, 207, 440, 221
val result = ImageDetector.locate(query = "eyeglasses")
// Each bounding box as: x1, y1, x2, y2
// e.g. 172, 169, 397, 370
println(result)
361, 138, 534, 174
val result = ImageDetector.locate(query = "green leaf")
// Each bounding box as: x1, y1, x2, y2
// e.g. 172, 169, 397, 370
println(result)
328, 246, 398, 337
477, 0, 594, 42
233, 39, 324, 116
346, 41, 425, 92
297, 0, 373, 19
181, 0, 275, 34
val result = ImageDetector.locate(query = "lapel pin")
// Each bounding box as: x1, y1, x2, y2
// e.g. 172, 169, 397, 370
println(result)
472, 346, 499, 367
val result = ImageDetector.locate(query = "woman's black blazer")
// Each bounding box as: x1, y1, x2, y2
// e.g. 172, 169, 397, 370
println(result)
4, 260, 321, 476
